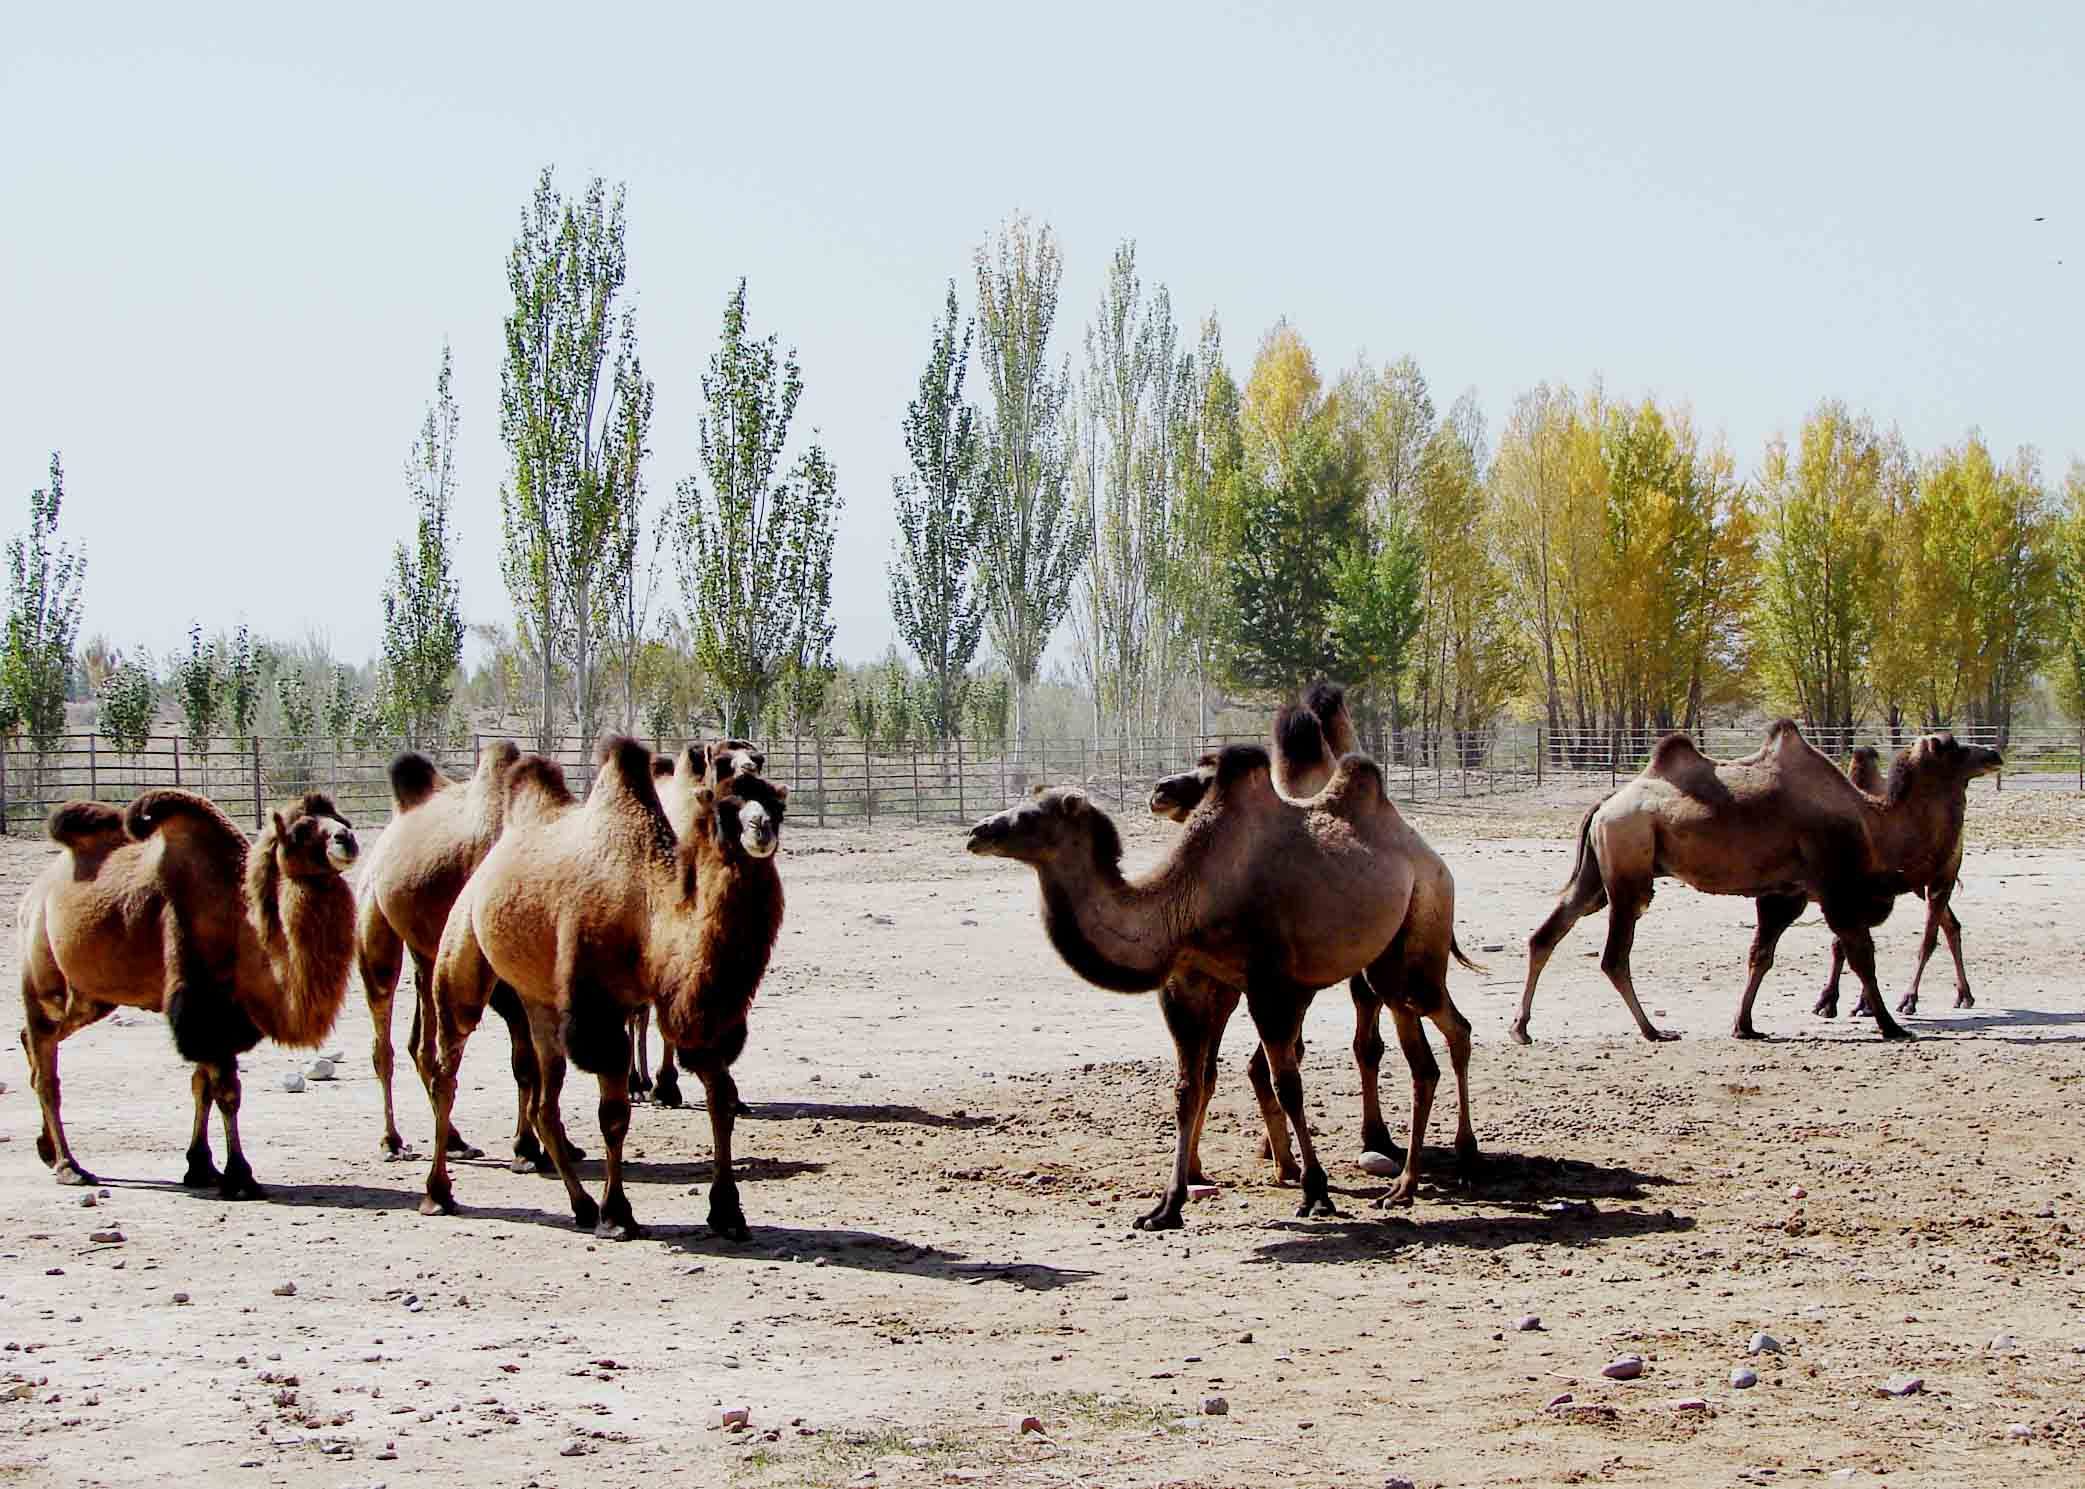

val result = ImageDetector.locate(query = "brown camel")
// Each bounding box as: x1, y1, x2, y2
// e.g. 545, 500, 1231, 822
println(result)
1146, 683, 1480, 1189
1812, 744, 1973, 1019
1513, 721, 2001, 1045
420, 737, 786, 1240
19, 790, 359, 1197
631, 738, 766, 1105
355, 742, 565, 1169
971, 743, 1465, 1230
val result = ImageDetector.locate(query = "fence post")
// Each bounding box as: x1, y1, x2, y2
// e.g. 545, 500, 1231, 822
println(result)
1116, 735, 1125, 808
1535, 726, 1543, 786
955, 732, 965, 821
172, 734, 182, 787
89, 734, 98, 801
910, 739, 921, 821
253, 736, 263, 829
1, 739, 8, 835
863, 737, 873, 827
815, 732, 827, 828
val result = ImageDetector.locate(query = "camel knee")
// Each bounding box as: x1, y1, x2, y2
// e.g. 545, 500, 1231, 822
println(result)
597, 1096, 631, 1147
1273, 1068, 1304, 1113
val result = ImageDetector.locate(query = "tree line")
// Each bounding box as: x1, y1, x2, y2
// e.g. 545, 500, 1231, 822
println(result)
9, 180, 2085, 761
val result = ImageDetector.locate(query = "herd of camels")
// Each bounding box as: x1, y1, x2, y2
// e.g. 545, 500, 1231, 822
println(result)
15, 682, 2002, 1239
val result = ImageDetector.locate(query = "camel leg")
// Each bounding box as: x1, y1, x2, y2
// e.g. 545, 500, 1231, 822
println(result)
1597, 884, 1677, 1042
421, 937, 493, 1218
1350, 974, 1399, 1160
209, 1058, 263, 1200
487, 981, 559, 1173
1734, 893, 1806, 1039
21, 991, 98, 1187
1137, 977, 1225, 1231
1898, 887, 1966, 1014
1823, 911, 1914, 1042
1513, 878, 1607, 1045
181, 1064, 220, 1187
1427, 992, 1480, 1171
696, 1063, 751, 1241
1374, 1002, 1438, 1207
652, 1017, 684, 1109
593, 1067, 642, 1241
401, 948, 483, 1160
518, 1000, 601, 1231
1176, 971, 1238, 1187
1940, 903, 1971, 1009
628, 1007, 652, 1099
359, 902, 409, 1157
1814, 938, 1849, 1018
1245, 1042, 1301, 1184
1247, 979, 1336, 1220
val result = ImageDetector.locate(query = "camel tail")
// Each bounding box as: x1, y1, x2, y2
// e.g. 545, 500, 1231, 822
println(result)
1449, 933, 1487, 976
1558, 798, 1603, 894
388, 751, 446, 812
46, 800, 125, 849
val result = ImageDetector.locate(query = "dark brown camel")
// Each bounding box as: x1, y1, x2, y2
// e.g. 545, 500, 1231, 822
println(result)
971, 743, 1472, 1230
19, 790, 358, 1197
1147, 684, 1480, 1189
630, 738, 766, 1106
355, 743, 560, 1169
420, 738, 785, 1240
1812, 744, 1974, 1019
1513, 721, 2001, 1045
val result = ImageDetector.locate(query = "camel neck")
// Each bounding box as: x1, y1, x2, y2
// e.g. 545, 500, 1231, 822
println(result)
1035, 851, 1179, 993
1872, 784, 1964, 881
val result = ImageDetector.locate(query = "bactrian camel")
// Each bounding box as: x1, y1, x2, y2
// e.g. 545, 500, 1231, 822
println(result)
355, 742, 565, 1169
1146, 683, 1479, 1190
1514, 721, 2001, 1045
19, 790, 359, 1197
420, 738, 786, 1240
971, 743, 1473, 1230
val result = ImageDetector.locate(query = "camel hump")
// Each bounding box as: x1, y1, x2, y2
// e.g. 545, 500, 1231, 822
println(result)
595, 734, 667, 811
1304, 680, 1357, 756
1322, 752, 1387, 810
651, 753, 676, 780
472, 739, 521, 783
1211, 743, 1273, 790
1847, 745, 1885, 794
389, 751, 448, 811
1273, 702, 1329, 790
46, 800, 125, 850
123, 788, 245, 851
503, 754, 574, 815
1643, 732, 1721, 786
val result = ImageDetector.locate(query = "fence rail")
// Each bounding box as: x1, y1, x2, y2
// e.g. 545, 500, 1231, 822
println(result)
2, 721, 2079, 836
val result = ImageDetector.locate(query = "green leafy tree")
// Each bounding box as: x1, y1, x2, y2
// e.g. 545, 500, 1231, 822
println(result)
383, 343, 467, 746
2, 454, 86, 747
323, 665, 358, 744
1328, 510, 1424, 719
974, 215, 1089, 741
222, 624, 261, 740
1165, 319, 1243, 734
963, 670, 1011, 747
888, 283, 987, 742
498, 168, 651, 749
845, 675, 880, 744
2053, 461, 2085, 722
671, 280, 842, 734
98, 659, 156, 753
876, 652, 917, 750
174, 623, 222, 742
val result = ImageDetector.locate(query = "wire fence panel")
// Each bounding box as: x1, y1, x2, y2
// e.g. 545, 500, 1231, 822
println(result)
3, 721, 2079, 836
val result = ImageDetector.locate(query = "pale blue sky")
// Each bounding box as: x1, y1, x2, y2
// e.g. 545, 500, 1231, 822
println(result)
4, 1, 2077, 668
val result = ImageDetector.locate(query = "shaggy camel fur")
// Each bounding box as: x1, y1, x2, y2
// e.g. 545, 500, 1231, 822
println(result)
19, 790, 359, 1197
355, 742, 561, 1168
972, 744, 1462, 1230
1146, 684, 1480, 1190
1514, 722, 2001, 1045
1812, 745, 1973, 1019
421, 738, 785, 1240
631, 739, 766, 1106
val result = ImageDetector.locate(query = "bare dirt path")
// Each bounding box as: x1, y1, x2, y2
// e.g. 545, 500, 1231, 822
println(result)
4, 784, 2083, 1488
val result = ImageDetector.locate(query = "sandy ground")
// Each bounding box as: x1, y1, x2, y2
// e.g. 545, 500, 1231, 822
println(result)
3, 779, 2084, 1489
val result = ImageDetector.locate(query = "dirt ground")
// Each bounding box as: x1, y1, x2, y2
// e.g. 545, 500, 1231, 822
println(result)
4, 778, 2083, 1489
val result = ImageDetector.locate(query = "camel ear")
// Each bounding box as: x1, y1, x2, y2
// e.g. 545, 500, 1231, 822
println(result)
271, 810, 288, 840
1061, 791, 1089, 816
692, 786, 715, 811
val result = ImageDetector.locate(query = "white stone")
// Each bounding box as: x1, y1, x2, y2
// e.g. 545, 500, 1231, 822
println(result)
272, 1281, 297, 1297
1731, 1367, 1758, 1389
1355, 1151, 1402, 1177
2006, 1422, 2033, 1440
1199, 1395, 1228, 1416
281, 1071, 306, 1094
1749, 1332, 1783, 1355
1515, 1314, 1543, 1332
307, 1058, 336, 1081
713, 1406, 750, 1430
1602, 1354, 1644, 1380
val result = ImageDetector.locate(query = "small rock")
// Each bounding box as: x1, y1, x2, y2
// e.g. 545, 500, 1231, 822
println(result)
1010, 1414, 1043, 1435
281, 1071, 306, 1094
714, 1406, 751, 1430
1199, 1394, 1228, 1416
2006, 1422, 2033, 1440
271, 1281, 297, 1297
1237, 1331, 1254, 1344
89, 1228, 124, 1245
1731, 1367, 1758, 1389
858, 1070, 875, 1080
97, 1188, 109, 1199
559, 1438, 587, 1456
1789, 1184, 1807, 1200
1880, 1375, 1924, 1397
1515, 1314, 1543, 1332
375, 1444, 398, 1460
1749, 1332, 1783, 1355
1356, 1150, 1401, 1177
1544, 1392, 1574, 1410
1386, 1478, 1418, 1489
1186, 1183, 1219, 1203
171, 1292, 190, 1305
307, 1058, 336, 1081
1989, 1333, 2018, 1352
78, 1194, 96, 1209
1558, 1402, 1619, 1421
1602, 1354, 1644, 1380
1669, 1397, 1710, 1412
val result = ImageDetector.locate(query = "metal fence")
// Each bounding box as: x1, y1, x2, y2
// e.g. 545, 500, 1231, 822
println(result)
3, 720, 2079, 835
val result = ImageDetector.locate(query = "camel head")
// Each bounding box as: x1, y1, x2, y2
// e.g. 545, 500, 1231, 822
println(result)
704, 739, 766, 783
268, 793, 359, 877
967, 785, 1121, 867
1846, 745, 1885, 795
1148, 754, 1219, 823
709, 772, 787, 861
1886, 732, 2002, 803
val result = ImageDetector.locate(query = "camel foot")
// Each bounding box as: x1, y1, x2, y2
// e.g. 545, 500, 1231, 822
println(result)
510, 1133, 554, 1175
1812, 994, 1839, 1019
1850, 994, 1879, 1019
732, 1095, 750, 1117
707, 1189, 750, 1243
569, 1192, 601, 1232
1273, 1161, 1302, 1187
1296, 1169, 1339, 1219
1454, 1136, 1482, 1175
1372, 1178, 1418, 1209
445, 1130, 484, 1160
1641, 1027, 1681, 1043
1732, 1021, 1767, 1041
1954, 990, 1975, 1010
1133, 1198, 1187, 1231
1895, 993, 1919, 1017
654, 1071, 685, 1109
1508, 1023, 1533, 1047
1879, 1023, 1917, 1043
1256, 1135, 1273, 1160
53, 1160, 97, 1188
379, 1132, 407, 1160
181, 1152, 221, 1189
629, 1070, 653, 1099
36, 1132, 57, 1167
594, 1200, 644, 1242
1360, 1124, 1400, 1163
419, 1188, 456, 1217
218, 1157, 264, 1201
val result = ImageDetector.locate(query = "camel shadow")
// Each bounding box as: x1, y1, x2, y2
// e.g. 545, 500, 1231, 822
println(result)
599, 1156, 825, 1185
1911, 1006, 2085, 1044
656, 1222, 1097, 1290
1247, 1203, 1694, 1264
1420, 1147, 1677, 1205
741, 1101, 999, 1130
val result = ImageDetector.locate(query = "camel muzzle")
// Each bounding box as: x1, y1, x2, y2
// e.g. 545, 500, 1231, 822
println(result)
325, 826, 360, 870
965, 817, 1007, 855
